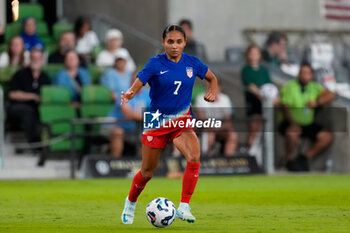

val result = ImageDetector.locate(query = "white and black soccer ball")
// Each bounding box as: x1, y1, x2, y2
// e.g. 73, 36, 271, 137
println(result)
146, 197, 176, 228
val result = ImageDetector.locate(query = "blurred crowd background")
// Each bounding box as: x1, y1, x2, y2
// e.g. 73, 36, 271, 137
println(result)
0, 0, 350, 178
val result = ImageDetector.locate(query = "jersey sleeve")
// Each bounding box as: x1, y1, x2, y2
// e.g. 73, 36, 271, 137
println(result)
193, 56, 208, 80
137, 58, 157, 85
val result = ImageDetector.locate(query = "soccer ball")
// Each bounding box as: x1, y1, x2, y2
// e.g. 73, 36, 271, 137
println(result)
260, 83, 279, 100
146, 197, 176, 228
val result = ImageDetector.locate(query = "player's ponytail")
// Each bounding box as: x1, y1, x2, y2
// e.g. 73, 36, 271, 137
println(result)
162, 25, 186, 40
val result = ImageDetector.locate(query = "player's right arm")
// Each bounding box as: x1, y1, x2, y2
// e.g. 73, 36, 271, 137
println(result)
120, 78, 144, 105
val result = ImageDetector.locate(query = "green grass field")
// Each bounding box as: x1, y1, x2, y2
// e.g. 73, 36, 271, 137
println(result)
0, 175, 349, 233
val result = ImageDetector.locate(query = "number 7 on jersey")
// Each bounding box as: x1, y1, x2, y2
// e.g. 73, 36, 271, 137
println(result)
174, 81, 182, 95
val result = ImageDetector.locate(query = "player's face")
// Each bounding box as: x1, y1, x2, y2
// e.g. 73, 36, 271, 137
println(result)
162, 30, 186, 58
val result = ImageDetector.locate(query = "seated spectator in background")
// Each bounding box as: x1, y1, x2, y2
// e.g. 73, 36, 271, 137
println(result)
48, 31, 87, 67
279, 63, 335, 172
262, 31, 288, 66
241, 44, 273, 147
53, 50, 90, 109
100, 51, 133, 102
179, 19, 207, 62
0, 36, 29, 67
74, 16, 99, 64
21, 17, 44, 51
7, 48, 50, 143
103, 87, 150, 157
195, 80, 237, 157
96, 29, 136, 72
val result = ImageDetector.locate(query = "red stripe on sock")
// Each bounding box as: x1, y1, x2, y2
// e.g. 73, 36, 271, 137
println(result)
128, 170, 150, 202
181, 161, 200, 203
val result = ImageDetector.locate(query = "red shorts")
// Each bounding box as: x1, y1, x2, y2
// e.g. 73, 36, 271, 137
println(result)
141, 128, 195, 149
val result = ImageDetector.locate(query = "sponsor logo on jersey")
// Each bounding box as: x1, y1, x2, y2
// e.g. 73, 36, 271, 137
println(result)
186, 67, 193, 78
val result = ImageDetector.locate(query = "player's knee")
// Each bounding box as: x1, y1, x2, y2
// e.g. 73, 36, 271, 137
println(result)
187, 152, 200, 163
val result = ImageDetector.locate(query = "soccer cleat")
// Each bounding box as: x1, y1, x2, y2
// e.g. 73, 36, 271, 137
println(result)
176, 202, 196, 223
121, 196, 137, 224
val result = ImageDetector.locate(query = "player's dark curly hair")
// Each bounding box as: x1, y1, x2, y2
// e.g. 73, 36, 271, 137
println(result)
162, 25, 186, 40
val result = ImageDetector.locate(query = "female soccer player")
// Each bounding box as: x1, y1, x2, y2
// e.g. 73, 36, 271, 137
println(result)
121, 25, 218, 224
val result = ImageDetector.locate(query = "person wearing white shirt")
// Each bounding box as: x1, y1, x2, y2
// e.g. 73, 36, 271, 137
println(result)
74, 16, 99, 63
96, 29, 136, 72
195, 81, 237, 157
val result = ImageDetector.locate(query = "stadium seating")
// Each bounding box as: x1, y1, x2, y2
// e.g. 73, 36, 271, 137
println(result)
87, 65, 107, 84
5, 22, 21, 42
80, 85, 114, 132
18, 3, 44, 21
81, 85, 113, 103
39, 86, 83, 153
53, 23, 74, 42
41, 86, 71, 104
42, 64, 64, 81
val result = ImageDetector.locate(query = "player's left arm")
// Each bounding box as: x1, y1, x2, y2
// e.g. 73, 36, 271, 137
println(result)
203, 69, 218, 102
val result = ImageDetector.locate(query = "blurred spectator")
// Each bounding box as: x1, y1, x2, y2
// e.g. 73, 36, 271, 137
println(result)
103, 88, 150, 157
279, 63, 335, 172
0, 36, 30, 67
74, 16, 99, 64
195, 80, 237, 157
179, 19, 207, 62
7, 48, 50, 143
100, 51, 133, 102
21, 17, 44, 51
53, 50, 90, 109
48, 31, 87, 67
241, 44, 273, 147
96, 29, 136, 72
262, 31, 288, 65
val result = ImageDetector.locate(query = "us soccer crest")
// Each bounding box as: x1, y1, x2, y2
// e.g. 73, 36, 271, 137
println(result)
186, 67, 193, 78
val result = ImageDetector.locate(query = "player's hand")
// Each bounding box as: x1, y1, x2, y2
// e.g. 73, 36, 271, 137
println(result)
120, 90, 134, 105
204, 91, 216, 102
